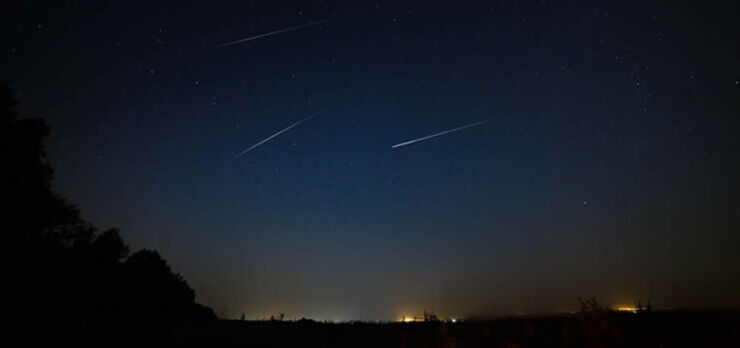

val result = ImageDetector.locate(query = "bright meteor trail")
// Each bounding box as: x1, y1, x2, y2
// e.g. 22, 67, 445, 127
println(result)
234, 114, 315, 158
391, 119, 491, 149
214, 19, 334, 49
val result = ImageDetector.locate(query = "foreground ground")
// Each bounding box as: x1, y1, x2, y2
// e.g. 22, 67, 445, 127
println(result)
128, 308, 739, 347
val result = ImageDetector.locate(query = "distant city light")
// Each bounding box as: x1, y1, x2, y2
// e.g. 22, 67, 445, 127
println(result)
400, 316, 423, 322
615, 307, 643, 313
399, 315, 462, 323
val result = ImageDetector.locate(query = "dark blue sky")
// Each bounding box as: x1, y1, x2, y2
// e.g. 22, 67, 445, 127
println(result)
3, 0, 738, 320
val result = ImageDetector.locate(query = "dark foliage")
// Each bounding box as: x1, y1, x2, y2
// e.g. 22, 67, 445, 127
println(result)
3, 82, 214, 346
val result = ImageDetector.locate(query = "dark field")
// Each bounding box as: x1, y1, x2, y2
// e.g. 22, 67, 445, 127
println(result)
118, 309, 739, 347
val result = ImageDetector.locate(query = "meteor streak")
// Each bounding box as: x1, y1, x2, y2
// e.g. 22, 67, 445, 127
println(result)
214, 19, 334, 49
391, 119, 491, 149
234, 114, 315, 158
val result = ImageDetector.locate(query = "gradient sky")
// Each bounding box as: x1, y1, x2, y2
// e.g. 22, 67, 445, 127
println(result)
3, 0, 739, 320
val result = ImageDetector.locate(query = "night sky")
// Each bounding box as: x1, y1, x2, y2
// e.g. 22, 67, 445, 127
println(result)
3, 1, 739, 320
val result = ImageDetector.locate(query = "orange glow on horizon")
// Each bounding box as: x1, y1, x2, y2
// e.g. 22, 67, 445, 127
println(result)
399, 315, 424, 322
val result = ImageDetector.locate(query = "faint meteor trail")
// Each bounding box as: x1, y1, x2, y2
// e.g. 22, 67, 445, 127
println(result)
214, 19, 334, 49
391, 119, 491, 149
234, 114, 315, 158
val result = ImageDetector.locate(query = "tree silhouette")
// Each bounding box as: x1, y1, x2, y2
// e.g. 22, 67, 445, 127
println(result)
3, 82, 214, 345
123, 249, 201, 321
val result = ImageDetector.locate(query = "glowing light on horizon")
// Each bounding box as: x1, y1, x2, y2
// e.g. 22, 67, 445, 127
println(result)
400, 315, 424, 323
615, 307, 642, 313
